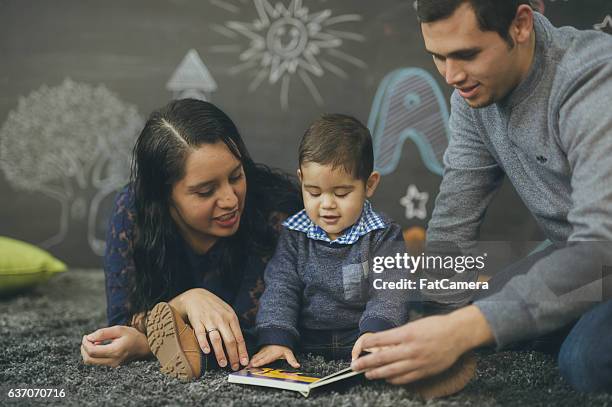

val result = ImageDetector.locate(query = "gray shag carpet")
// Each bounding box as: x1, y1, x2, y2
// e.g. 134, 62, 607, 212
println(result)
1, 270, 611, 406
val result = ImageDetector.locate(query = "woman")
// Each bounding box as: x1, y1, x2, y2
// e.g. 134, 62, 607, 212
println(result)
80, 99, 301, 380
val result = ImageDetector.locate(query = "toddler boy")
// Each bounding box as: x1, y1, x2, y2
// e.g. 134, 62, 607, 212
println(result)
251, 114, 410, 367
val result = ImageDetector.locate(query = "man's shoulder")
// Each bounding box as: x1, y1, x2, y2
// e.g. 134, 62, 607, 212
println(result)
545, 16, 612, 89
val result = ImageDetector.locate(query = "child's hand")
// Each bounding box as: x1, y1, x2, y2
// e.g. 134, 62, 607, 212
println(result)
250, 345, 300, 368
351, 332, 375, 361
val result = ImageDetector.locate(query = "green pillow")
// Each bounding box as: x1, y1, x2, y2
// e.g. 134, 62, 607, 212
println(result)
0, 236, 67, 296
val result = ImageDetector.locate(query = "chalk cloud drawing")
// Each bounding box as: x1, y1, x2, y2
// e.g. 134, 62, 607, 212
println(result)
167, 49, 218, 101
594, 15, 612, 34
368, 68, 450, 177
400, 185, 429, 220
210, 0, 365, 110
0, 78, 143, 255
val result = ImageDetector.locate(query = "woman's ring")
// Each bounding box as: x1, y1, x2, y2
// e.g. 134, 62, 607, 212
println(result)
206, 328, 219, 334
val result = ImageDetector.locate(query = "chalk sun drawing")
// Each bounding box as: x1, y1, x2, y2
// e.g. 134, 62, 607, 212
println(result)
0, 79, 143, 255
210, 0, 366, 110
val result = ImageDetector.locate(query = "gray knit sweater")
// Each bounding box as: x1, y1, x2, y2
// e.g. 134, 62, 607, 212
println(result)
427, 13, 612, 348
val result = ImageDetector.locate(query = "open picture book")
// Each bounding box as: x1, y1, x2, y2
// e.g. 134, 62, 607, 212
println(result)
227, 365, 363, 397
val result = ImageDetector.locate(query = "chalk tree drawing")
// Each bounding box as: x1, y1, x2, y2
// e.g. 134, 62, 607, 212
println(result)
210, 0, 366, 110
368, 68, 450, 177
594, 15, 612, 34
167, 49, 218, 101
0, 79, 143, 255
400, 184, 429, 220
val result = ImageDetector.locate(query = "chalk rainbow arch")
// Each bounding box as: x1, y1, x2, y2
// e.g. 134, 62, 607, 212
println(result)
368, 68, 450, 176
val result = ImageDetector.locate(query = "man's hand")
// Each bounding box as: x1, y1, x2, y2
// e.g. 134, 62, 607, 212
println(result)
350, 305, 494, 384
250, 345, 300, 368
351, 332, 375, 360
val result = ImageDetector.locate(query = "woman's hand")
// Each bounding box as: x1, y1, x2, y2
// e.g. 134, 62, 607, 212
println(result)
81, 325, 150, 367
250, 345, 300, 368
170, 288, 249, 371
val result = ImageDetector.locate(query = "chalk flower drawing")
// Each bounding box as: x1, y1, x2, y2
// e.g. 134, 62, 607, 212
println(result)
0, 79, 143, 255
210, 0, 365, 110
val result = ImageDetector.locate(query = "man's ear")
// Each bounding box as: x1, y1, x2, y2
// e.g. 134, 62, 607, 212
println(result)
513, 4, 534, 45
297, 168, 303, 183
365, 171, 381, 198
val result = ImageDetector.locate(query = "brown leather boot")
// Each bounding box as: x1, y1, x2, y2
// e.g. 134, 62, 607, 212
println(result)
146, 302, 202, 381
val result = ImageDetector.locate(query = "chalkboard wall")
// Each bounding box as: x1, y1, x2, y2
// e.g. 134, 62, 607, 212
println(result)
1, 0, 610, 267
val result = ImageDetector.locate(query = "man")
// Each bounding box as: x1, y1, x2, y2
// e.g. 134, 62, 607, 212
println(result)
352, 0, 612, 392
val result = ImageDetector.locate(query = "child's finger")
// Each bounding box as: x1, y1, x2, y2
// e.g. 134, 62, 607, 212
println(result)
249, 352, 263, 367
251, 350, 276, 367
284, 351, 300, 368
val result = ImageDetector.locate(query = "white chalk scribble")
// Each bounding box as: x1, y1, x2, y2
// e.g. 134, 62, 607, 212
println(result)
0, 79, 143, 255
210, 0, 366, 110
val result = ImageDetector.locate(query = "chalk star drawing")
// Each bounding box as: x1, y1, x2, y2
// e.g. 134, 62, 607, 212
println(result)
210, 0, 365, 110
594, 15, 612, 34
0, 78, 143, 255
167, 49, 218, 101
400, 185, 429, 220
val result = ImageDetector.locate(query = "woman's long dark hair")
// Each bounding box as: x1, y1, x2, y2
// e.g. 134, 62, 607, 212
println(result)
126, 99, 301, 321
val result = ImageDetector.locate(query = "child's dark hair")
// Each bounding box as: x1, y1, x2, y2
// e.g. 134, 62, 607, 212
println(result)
298, 114, 373, 182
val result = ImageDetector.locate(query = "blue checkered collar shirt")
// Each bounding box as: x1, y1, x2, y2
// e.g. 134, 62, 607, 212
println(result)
282, 200, 388, 245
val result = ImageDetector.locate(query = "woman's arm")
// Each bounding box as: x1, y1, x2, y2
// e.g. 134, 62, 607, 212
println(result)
82, 186, 153, 366
103, 186, 135, 327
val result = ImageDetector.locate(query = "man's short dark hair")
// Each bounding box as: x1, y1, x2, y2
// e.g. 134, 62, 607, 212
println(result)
415, 0, 532, 46
298, 114, 373, 182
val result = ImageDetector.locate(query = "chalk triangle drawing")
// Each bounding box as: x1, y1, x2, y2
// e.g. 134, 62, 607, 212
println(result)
167, 49, 218, 100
